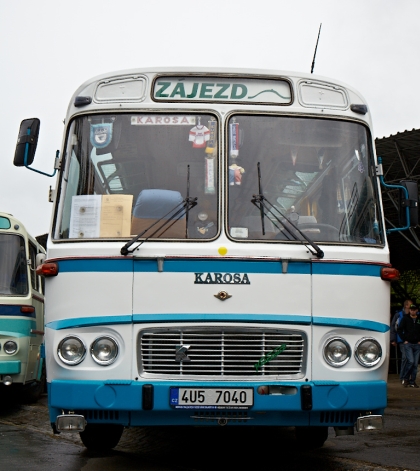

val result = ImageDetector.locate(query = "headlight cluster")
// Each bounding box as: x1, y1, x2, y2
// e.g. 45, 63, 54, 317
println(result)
323, 337, 382, 368
57, 336, 118, 366
1, 341, 18, 355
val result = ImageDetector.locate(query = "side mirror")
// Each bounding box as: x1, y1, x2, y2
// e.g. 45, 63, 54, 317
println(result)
399, 180, 419, 227
14, 118, 40, 167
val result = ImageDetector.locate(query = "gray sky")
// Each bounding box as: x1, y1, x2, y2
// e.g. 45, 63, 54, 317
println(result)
1, 0, 419, 237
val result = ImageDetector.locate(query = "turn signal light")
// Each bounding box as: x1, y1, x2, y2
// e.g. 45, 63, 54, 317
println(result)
380, 267, 400, 281
36, 262, 59, 277
20, 306, 35, 313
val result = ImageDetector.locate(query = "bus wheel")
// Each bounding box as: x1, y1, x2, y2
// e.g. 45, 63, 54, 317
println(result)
295, 426, 329, 449
79, 424, 124, 451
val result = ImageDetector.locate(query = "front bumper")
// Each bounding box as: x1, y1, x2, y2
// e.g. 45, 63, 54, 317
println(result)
0, 361, 21, 375
48, 379, 386, 427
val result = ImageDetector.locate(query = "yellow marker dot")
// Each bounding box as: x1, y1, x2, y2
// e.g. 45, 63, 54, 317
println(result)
218, 247, 228, 256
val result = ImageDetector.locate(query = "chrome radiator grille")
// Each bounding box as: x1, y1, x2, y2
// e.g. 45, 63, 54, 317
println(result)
139, 327, 306, 378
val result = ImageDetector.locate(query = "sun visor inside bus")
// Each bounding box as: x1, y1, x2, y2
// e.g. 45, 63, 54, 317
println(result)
90, 118, 122, 155
14, 118, 40, 167
274, 119, 345, 148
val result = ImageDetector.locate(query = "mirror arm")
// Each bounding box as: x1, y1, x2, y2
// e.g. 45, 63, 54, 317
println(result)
24, 141, 59, 178
376, 156, 410, 233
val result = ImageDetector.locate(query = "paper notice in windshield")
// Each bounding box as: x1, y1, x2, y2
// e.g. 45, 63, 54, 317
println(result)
100, 195, 133, 237
70, 195, 102, 238
69, 194, 133, 238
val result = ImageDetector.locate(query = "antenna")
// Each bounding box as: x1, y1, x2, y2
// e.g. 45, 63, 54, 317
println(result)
310, 23, 322, 74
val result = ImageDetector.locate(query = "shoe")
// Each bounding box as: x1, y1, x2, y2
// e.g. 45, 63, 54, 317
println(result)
409, 383, 419, 388
402, 380, 409, 387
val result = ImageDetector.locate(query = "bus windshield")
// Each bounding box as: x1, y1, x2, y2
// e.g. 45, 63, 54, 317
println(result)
0, 234, 28, 295
227, 115, 383, 245
56, 113, 218, 240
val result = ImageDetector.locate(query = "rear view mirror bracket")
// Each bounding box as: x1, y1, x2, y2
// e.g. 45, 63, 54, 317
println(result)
376, 156, 419, 233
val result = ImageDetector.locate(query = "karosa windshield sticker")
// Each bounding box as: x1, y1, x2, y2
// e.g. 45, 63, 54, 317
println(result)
131, 115, 196, 125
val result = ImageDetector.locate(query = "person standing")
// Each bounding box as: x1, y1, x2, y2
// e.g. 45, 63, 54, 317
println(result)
397, 304, 420, 388
390, 299, 412, 383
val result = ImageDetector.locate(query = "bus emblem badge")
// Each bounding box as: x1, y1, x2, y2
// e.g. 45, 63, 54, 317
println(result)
214, 291, 232, 301
175, 345, 191, 362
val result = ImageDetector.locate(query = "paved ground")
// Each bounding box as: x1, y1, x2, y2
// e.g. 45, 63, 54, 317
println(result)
0, 374, 419, 471
386, 373, 420, 409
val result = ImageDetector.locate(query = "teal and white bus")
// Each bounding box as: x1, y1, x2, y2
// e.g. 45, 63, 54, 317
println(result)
14, 68, 417, 450
0, 212, 46, 401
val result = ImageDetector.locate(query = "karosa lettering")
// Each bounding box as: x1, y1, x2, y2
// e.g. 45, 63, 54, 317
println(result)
132, 116, 192, 124
155, 82, 248, 100
194, 273, 251, 284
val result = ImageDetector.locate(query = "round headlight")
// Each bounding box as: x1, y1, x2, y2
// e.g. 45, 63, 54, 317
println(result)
58, 336, 86, 365
4, 341, 18, 355
355, 338, 382, 367
90, 336, 119, 365
323, 337, 351, 367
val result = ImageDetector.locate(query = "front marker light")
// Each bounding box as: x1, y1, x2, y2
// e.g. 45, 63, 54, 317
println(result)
90, 336, 119, 365
57, 336, 86, 365
4, 341, 18, 355
355, 338, 382, 367
323, 337, 351, 367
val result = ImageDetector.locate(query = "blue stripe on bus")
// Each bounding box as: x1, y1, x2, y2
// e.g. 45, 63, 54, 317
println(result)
0, 304, 36, 318
58, 259, 133, 273
312, 262, 382, 277
46, 315, 132, 330
46, 314, 387, 333
134, 259, 311, 274
313, 316, 389, 333
132, 314, 312, 324
56, 258, 309, 274
0, 318, 36, 337
55, 258, 383, 277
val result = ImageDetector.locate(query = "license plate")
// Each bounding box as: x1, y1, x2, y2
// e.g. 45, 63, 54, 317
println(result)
170, 388, 253, 409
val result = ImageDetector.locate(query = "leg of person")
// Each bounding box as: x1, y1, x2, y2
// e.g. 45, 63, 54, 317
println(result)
409, 344, 420, 388
399, 342, 407, 382
401, 343, 414, 387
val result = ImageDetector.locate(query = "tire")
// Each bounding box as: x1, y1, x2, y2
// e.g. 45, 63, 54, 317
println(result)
295, 426, 329, 449
79, 424, 124, 451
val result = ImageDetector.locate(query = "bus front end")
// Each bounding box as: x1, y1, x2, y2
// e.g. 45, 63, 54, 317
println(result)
21, 69, 399, 450
0, 212, 45, 400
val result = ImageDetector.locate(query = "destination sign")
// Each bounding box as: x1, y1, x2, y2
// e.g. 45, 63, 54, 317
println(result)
153, 77, 292, 105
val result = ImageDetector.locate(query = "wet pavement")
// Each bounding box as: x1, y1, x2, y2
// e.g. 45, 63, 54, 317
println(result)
0, 374, 419, 471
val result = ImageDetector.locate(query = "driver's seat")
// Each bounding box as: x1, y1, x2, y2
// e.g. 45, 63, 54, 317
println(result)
131, 189, 186, 238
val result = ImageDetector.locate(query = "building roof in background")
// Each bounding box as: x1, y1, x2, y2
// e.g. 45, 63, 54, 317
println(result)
375, 129, 420, 271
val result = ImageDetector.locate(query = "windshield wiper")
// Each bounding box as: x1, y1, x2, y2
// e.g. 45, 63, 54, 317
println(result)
120, 165, 197, 256
251, 162, 324, 259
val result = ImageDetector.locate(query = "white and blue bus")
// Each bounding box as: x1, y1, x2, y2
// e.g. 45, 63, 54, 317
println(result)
0, 212, 45, 401
14, 68, 417, 450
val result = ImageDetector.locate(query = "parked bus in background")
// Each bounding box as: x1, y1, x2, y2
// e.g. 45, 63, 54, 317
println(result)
13, 68, 417, 450
0, 212, 46, 402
